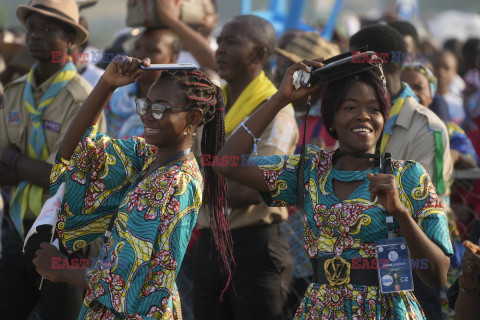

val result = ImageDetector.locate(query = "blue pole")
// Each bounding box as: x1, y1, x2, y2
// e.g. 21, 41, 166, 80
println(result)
269, 0, 287, 18
285, 0, 307, 30
321, 0, 344, 41
241, 0, 251, 15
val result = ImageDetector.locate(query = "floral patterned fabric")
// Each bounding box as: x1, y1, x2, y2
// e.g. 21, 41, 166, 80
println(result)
252, 145, 453, 320
50, 126, 203, 319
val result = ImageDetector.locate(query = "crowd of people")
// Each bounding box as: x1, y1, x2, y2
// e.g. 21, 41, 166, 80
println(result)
0, 0, 480, 319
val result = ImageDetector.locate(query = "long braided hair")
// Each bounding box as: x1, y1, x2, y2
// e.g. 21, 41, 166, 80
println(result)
158, 69, 234, 295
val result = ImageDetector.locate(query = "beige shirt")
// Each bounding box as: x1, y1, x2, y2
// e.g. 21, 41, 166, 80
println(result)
197, 104, 299, 230
385, 97, 452, 194
0, 71, 106, 219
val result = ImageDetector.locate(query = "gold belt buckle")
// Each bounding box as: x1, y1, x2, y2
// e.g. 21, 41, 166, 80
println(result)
324, 256, 351, 286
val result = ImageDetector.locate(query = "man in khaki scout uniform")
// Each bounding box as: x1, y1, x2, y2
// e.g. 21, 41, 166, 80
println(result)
0, 1, 104, 319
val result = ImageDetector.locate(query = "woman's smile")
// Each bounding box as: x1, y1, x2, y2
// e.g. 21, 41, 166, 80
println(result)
350, 125, 374, 137
333, 81, 384, 154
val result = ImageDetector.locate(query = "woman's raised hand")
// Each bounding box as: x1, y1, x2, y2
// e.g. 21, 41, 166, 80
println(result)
367, 172, 408, 216
102, 56, 151, 88
274, 58, 325, 106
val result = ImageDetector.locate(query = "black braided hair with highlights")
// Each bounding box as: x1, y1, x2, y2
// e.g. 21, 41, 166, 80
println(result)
158, 69, 234, 296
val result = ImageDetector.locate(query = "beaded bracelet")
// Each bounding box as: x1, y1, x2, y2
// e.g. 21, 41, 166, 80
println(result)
241, 121, 261, 156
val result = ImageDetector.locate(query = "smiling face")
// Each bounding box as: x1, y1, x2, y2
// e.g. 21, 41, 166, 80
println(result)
400, 69, 433, 107
142, 80, 192, 147
215, 19, 257, 81
332, 82, 384, 154
25, 13, 74, 62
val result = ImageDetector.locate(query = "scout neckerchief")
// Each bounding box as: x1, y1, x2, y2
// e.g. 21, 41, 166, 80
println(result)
223, 70, 277, 134
10, 60, 77, 237
380, 82, 446, 194
380, 82, 418, 153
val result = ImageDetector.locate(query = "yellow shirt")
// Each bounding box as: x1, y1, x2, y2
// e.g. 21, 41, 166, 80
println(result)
0, 71, 106, 219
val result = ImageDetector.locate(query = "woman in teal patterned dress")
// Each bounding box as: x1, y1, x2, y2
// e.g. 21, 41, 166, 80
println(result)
214, 58, 453, 319
32, 56, 233, 319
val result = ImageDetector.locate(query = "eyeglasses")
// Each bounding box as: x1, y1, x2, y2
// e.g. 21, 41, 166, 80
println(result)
135, 98, 191, 120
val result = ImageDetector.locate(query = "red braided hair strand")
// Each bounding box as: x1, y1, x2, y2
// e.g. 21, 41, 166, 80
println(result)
158, 70, 234, 299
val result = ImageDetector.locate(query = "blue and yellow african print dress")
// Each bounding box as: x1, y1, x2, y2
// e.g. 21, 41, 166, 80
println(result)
252, 146, 453, 320
50, 126, 203, 320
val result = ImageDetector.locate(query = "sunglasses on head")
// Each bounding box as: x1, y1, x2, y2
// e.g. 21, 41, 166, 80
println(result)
135, 98, 192, 120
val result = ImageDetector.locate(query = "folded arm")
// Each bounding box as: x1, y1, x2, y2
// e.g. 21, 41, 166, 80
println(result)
0, 146, 51, 188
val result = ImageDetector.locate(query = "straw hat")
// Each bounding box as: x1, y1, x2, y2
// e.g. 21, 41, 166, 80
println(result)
275, 32, 341, 63
17, 0, 89, 45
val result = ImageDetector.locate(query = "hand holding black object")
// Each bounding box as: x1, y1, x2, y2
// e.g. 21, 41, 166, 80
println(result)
32, 242, 66, 283
274, 58, 325, 107
367, 172, 407, 216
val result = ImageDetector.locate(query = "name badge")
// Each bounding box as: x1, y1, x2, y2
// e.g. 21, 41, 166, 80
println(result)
43, 120, 61, 133
375, 237, 414, 293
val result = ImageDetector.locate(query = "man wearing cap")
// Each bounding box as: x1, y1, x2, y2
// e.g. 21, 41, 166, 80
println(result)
0, 0, 104, 319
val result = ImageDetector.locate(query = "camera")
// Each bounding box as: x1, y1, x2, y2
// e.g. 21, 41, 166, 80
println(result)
296, 49, 385, 87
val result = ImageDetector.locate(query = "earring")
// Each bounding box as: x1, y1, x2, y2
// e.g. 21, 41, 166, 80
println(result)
183, 131, 187, 135
192, 132, 197, 137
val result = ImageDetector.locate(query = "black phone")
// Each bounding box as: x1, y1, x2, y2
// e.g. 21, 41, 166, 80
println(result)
140, 63, 198, 70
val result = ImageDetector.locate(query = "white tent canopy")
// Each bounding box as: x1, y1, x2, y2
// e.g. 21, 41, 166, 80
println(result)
427, 10, 480, 45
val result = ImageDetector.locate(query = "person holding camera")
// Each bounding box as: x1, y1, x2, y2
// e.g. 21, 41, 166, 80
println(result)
212, 55, 453, 319
349, 25, 453, 320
